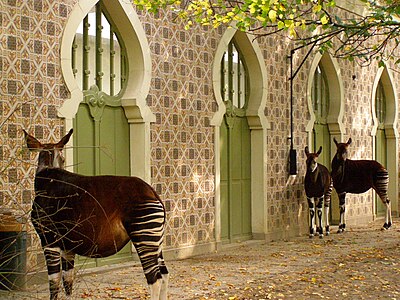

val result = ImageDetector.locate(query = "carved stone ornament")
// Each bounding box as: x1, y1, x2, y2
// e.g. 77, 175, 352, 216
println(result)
83, 85, 122, 122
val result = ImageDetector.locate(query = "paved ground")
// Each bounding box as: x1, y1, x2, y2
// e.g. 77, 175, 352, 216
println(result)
1, 218, 399, 299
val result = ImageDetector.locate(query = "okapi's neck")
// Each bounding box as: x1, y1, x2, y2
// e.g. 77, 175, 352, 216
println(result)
307, 164, 320, 183
332, 157, 346, 185
36, 148, 64, 174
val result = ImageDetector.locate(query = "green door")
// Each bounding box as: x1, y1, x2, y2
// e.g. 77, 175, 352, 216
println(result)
375, 80, 387, 216
311, 63, 338, 224
73, 101, 131, 268
375, 129, 387, 216
312, 123, 336, 223
220, 110, 251, 242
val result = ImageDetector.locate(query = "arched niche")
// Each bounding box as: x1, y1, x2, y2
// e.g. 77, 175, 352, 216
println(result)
306, 52, 345, 153
211, 28, 269, 242
371, 67, 399, 216
58, 0, 154, 181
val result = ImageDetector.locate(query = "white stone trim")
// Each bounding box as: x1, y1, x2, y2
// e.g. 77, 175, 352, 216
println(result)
58, 0, 154, 182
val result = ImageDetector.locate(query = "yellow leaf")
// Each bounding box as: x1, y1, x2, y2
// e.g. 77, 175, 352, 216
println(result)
320, 15, 328, 25
269, 10, 277, 22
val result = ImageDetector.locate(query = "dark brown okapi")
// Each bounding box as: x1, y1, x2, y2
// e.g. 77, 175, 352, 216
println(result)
24, 129, 168, 300
332, 138, 392, 232
304, 146, 333, 238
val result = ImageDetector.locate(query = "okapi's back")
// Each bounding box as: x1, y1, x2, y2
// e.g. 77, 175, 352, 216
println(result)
32, 168, 164, 256
332, 158, 388, 194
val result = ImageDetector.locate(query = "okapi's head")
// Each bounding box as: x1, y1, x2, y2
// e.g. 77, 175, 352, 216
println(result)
304, 146, 322, 173
333, 137, 352, 162
23, 129, 73, 173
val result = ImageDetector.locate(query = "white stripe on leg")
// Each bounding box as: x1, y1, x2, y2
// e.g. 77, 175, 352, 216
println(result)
149, 279, 162, 300
160, 273, 169, 300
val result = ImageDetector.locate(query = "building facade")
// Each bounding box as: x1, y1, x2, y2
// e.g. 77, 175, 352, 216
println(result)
0, 0, 399, 273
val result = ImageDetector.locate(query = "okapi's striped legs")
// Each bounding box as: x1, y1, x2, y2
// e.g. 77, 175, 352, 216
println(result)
375, 169, 392, 230
61, 250, 75, 297
324, 204, 330, 236
43, 247, 75, 300
307, 197, 316, 238
128, 201, 169, 300
44, 247, 62, 300
316, 197, 324, 238
383, 200, 392, 230
307, 197, 325, 238
338, 192, 346, 233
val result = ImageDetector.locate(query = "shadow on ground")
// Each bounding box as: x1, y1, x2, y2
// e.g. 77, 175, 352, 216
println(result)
1, 218, 399, 299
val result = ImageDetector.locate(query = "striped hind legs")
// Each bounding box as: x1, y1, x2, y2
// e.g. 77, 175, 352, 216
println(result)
324, 200, 330, 236
382, 198, 392, 230
133, 243, 169, 300
43, 247, 75, 300
61, 250, 75, 298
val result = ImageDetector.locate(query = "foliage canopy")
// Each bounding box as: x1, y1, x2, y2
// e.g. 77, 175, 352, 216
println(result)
133, 0, 400, 66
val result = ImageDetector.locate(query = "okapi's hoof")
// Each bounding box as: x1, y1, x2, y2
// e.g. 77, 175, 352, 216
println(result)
309, 234, 314, 238
319, 234, 324, 239
325, 226, 330, 236
382, 222, 392, 230
337, 224, 346, 233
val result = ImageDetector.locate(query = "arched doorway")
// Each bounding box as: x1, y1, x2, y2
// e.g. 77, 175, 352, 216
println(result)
212, 29, 269, 244
58, 0, 154, 267
219, 40, 252, 242
311, 63, 331, 169
307, 53, 344, 225
374, 79, 387, 216
372, 67, 399, 218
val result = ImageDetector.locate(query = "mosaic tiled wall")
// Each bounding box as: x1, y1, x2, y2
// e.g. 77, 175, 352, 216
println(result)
136, 9, 221, 248
1, 0, 400, 272
0, 0, 75, 270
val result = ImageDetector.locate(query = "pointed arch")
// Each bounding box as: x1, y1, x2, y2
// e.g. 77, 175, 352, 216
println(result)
306, 52, 344, 152
211, 28, 269, 242
371, 67, 399, 216
58, 0, 154, 181
306, 52, 344, 224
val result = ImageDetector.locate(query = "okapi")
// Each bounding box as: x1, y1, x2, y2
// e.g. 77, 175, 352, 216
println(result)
304, 146, 333, 238
24, 129, 168, 300
332, 137, 392, 232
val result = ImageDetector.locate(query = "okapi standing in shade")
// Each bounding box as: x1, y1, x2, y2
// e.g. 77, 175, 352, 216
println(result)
304, 146, 333, 238
332, 138, 392, 232
24, 129, 169, 300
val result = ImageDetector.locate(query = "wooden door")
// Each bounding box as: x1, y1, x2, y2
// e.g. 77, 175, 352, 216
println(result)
375, 128, 387, 216
312, 123, 336, 223
73, 92, 131, 268
375, 80, 387, 216
220, 106, 251, 242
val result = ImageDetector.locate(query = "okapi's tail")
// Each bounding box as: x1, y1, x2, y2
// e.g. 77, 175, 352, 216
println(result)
324, 177, 333, 207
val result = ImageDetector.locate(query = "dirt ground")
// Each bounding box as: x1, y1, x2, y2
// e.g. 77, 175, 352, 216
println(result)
1, 218, 399, 300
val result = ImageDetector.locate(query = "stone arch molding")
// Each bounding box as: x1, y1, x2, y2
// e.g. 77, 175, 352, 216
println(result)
306, 52, 345, 150
58, 0, 154, 181
211, 28, 269, 241
371, 67, 399, 216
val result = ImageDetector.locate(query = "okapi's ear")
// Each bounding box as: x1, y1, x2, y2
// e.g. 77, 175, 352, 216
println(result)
333, 137, 339, 146
56, 129, 73, 148
304, 146, 310, 156
317, 146, 322, 155
347, 138, 352, 145
23, 130, 43, 151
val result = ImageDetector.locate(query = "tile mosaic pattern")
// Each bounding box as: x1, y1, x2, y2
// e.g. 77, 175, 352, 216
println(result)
136, 9, 220, 248
0, 0, 399, 271
0, 0, 75, 269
